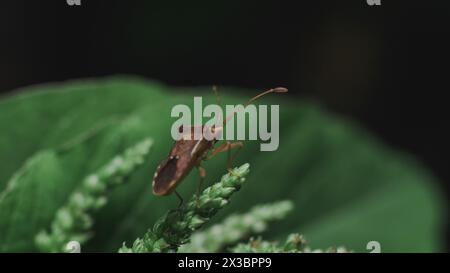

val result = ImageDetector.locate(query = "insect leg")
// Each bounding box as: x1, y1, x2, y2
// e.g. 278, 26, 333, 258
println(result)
226, 142, 244, 176
208, 141, 244, 177
174, 190, 184, 208
207, 141, 229, 159
196, 164, 206, 195
227, 141, 244, 171
208, 141, 243, 159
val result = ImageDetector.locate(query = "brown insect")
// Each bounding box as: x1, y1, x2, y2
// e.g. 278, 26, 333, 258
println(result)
152, 87, 288, 201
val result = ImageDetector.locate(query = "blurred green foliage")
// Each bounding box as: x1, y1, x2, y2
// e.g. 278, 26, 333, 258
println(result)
0, 76, 446, 252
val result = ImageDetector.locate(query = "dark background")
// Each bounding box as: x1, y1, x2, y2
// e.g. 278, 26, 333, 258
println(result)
0, 0, 448, 249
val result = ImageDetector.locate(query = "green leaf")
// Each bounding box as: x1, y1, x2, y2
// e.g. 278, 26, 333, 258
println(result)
0, 77, 446, 252
0, 77, 167, 189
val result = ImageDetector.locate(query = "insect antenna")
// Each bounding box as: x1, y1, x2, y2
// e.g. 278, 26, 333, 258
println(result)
212, 85, 223, 108
212, 85, 225, 129
223, 87, 288, 127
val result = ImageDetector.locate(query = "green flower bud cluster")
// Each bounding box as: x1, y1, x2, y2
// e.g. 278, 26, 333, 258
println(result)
180, 200, 293, 252
231, 234, 351, 253
119, 163, 250, 253
35, 138, 153, 252
301, 246, 351, 253
230, 233, 306, 253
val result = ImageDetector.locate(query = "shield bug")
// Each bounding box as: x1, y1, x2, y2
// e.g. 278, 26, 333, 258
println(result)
152, 87, 288, 201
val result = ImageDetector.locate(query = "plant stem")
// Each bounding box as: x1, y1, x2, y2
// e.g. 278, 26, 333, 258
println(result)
119, 163, 250, 253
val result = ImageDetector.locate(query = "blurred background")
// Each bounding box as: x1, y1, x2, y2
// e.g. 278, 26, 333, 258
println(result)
0, 0, 448, 249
